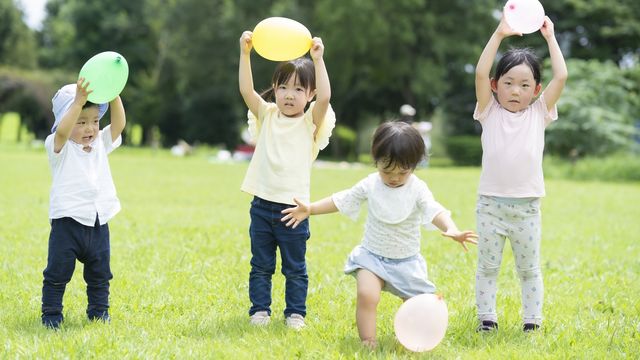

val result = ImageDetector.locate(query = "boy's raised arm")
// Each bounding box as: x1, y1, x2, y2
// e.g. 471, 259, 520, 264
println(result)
109, 96, 126, 141
53, 79, 90, 153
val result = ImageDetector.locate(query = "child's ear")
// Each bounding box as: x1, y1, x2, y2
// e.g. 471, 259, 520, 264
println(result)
308, 89, 316, 102
490, 78, 498, 93
534, 83, 542, 96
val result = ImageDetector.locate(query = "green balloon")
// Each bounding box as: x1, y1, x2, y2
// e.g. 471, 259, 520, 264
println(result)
78, 51, 129, 104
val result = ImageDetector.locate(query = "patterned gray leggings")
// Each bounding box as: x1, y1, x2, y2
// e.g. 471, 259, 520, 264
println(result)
475, 195, 543, 325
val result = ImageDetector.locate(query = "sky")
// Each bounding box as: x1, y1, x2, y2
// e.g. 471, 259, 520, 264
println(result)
16, 0, 47, 30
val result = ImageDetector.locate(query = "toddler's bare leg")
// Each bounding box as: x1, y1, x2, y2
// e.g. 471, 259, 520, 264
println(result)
356, 269, 384, 347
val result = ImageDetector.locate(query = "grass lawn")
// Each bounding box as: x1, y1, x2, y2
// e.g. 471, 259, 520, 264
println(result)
1, 144, 639, 359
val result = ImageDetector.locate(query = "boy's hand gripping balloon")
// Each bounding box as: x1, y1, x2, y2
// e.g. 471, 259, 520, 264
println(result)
394, 294, 448, 352
79, 51, 129, 104
504, 0, 545, 34
252, 17, 312, 61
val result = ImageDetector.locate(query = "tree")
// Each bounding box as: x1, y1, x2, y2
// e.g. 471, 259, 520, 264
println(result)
546, 59, 639, 157
0, 68, 57, 139
0, 0, 37, 69
543, 0, 640, 62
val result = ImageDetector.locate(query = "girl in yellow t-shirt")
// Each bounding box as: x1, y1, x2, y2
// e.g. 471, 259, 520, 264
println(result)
238, 30, 335, 330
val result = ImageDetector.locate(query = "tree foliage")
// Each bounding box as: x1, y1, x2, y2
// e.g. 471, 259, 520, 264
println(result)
0, 0, 37, 69
546, 59, 639, 157
1, 0, 639, 156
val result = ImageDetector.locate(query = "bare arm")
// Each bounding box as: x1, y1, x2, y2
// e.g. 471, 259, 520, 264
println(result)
238, 31, 264, 118
309, 37, 331, 137
431, 211, 478, 252
53, 78, 91, 153
539, 16, 568, 112
109, 96, 126, 141
475, 16, 521, 114
280, 196, 338, 228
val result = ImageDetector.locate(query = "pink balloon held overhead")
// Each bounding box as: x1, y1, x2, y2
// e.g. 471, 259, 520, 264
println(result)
394, 294, 448, 352
504, 0, 545, 34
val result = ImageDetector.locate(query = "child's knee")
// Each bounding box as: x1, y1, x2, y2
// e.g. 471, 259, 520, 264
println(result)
516, 266, 541, 282
357, 287, 380, 306
477, 262, 501, 277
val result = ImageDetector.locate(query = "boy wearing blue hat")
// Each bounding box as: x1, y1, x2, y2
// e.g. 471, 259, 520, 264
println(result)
41, 78, 126, 329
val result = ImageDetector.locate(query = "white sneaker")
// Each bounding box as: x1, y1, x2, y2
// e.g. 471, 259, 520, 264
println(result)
285, 313, 305, 330
250, 311, 270, 326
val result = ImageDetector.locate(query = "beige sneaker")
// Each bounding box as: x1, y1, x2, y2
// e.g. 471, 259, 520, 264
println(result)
285, 313, 305, 330
250, 311, 270, 326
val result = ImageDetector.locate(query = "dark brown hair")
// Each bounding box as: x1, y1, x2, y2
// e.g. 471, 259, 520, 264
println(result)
260, 57, 316, 101
371, 121, 426, 170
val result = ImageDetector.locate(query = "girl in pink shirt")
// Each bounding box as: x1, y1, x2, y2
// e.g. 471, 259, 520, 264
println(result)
474, 15, 567, 332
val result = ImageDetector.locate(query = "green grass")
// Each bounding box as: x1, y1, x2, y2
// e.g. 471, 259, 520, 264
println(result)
1, 144, 639, 359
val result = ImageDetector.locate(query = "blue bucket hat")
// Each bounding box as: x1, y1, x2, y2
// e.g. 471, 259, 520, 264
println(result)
51, 84, 109, 133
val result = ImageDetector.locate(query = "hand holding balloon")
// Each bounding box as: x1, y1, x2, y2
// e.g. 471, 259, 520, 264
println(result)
78, 51, 129, 104
539, 16, 556, 41
309, 37, 325, 61
239, 31, 253, 56
496, 14, 522, 38
73, 77, 92, 107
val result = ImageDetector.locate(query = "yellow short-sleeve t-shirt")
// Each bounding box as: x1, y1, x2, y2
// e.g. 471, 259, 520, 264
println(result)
241, 101, 336, 205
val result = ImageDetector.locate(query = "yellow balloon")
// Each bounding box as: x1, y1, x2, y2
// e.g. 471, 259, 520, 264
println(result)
252, 17, 312, 61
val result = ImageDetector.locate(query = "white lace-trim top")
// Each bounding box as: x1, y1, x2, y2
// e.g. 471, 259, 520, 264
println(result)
332, 173, 449, 259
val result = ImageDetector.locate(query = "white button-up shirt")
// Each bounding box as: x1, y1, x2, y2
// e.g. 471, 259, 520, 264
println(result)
45, 125, 121, 226
332, 173, 449, 259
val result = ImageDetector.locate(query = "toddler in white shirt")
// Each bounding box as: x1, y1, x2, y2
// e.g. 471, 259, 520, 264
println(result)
281, 121, 477, 349
41, 79, 126, 329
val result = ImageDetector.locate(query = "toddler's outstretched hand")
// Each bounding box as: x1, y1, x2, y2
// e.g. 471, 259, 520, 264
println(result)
281, 198, 310, 229
441, 230, 478, 252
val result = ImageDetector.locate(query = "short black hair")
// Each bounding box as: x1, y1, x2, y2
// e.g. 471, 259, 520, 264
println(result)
371, 121, 425, 170
494, 48, 541, 84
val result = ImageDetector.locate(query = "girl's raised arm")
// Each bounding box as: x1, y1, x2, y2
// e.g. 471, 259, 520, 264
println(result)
475, 16, 520, 114
310, 37, 331, 136
539, 16, 568, 112
239, 31, 264, 118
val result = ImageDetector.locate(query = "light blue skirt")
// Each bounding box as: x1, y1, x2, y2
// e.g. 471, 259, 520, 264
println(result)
344, 245, 436, 299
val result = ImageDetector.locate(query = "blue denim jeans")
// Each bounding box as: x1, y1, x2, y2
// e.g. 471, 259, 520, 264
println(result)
42, 216, 112, 325
248, 196, 310, 318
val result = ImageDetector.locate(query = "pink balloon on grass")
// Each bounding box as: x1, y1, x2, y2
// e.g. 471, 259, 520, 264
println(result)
504, 0, 545, 34
394, 294, 448, 352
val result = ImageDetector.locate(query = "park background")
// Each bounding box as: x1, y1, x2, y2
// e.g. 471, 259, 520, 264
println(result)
1, 0, 639, 358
